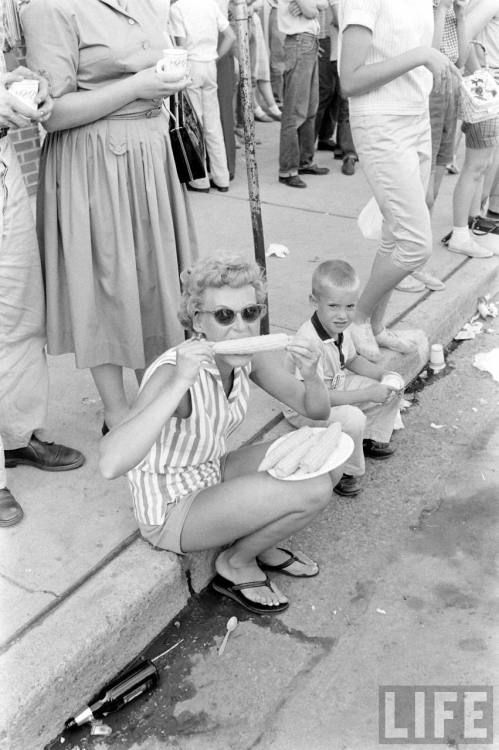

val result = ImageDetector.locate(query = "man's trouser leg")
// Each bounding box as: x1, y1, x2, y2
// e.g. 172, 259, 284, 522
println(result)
0, 137, 48, 450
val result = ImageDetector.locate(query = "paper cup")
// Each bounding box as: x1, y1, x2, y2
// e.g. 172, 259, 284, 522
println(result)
155, 49, 189, 83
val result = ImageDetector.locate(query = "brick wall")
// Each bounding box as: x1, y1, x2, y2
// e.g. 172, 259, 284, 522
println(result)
11, 45, 41, 196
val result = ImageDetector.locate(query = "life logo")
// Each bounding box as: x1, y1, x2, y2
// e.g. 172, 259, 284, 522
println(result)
379, 686, 494, 744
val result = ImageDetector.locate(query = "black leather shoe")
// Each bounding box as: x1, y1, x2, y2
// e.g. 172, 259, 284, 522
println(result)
0, 488, 24, 527
298, 164, 330, 176
341, 155, 356, 176
209, 180, 229, 192
363, 439, 395, 460
279, 174, 307, 188
317, 139, 337, 152
4, 435, 85, 472
334, 474, 363, 497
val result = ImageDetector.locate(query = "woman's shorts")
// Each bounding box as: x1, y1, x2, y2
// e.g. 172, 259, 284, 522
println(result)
462, 117, 499, 149
138, 454, 229, 554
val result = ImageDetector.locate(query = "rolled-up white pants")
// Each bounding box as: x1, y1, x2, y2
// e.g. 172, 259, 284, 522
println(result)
0, 136, 48, 449
351, 112, 432, 271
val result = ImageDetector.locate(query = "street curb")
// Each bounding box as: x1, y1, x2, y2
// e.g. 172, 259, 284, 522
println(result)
3, 256, 499, 750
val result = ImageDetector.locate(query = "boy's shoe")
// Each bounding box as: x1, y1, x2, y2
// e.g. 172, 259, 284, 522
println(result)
333, 474, 363, 497
350, 322, 381, 362
279, 174, 307, 188
363, 439, 395, 460
375, 327, 418, 354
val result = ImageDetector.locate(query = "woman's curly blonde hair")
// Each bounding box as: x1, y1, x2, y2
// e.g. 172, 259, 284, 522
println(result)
178, 253, 267, 332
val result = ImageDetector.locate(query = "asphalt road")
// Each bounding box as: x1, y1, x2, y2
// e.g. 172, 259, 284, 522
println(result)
54, 307, 499, 750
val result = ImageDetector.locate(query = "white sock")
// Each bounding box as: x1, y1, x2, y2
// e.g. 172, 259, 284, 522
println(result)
452, 226, 470, 244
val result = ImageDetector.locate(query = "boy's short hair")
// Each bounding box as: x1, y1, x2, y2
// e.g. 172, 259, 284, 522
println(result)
312, 260, 359, 297
178, 253, 267, 331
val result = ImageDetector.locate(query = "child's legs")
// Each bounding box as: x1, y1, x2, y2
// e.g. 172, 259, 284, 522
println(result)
343, 374, 400, 444
328, 404, 366, 477
198, 61, 230, 188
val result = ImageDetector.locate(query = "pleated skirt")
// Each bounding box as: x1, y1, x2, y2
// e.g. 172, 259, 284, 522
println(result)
37, 109, 198, 370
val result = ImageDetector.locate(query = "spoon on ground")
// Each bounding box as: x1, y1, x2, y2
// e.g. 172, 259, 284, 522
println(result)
218, 616, 238, 656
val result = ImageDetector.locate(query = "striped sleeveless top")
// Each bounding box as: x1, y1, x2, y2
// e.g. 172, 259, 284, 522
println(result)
127, 347, 252, 526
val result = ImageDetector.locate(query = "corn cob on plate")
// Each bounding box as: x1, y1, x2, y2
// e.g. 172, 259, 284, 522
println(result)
263, 427, 354, 481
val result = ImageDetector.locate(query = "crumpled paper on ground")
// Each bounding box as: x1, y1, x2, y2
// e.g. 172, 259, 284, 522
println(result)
473, 348, 499, 383
266, 243, 289, 258
454, 321, 483, 340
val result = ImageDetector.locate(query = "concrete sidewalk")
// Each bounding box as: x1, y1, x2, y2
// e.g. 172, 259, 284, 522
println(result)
1, 121, 499, 750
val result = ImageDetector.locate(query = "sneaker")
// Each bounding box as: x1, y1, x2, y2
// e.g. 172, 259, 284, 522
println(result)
375, 327, 418, 354
334, 474, 363, 497
350, 322, 381, 362
395, 275, 426, 293
298, 164, 330, 175
447, 235, 493, 258
279, 174, 307, 188
363, 439, 395, 460
412, 270, 446, 291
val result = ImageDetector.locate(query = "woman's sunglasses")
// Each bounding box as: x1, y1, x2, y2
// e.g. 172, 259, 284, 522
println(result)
198, 303, 267, 326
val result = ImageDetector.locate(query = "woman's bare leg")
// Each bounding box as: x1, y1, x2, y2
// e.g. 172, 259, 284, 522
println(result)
180, 441, 343, 606
91, 364, 129, 429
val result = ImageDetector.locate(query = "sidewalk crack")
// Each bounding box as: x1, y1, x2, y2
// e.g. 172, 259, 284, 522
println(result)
0, 570, 58, 598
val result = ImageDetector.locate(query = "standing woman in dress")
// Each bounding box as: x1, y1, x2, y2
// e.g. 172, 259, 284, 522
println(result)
339, 0, 460, 361
21, 0, 197, 431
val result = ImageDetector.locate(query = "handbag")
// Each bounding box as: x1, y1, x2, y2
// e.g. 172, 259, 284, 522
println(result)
460, 41, 499, 124
167, 90, 206, 183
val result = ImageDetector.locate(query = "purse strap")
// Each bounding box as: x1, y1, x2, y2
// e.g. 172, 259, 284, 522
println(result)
470, 40, 488, 69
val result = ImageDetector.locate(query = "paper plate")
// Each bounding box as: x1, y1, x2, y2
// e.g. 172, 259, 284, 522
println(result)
266, 428, 354, 481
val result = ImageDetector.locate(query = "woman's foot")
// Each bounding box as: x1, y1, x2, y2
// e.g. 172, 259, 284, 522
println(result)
350, 322, 381, 362
374, 327, 418, 354
215, 549, 288, 608
257, 547, 319, 577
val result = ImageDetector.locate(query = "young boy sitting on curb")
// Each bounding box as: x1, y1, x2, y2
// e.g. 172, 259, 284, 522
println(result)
283, 260, 403, 497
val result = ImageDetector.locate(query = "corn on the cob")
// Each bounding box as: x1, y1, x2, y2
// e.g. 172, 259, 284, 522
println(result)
272, 433, 318, 478
300, 422, 342, 473
258, 426, 313, 472
212, 333, 291, 356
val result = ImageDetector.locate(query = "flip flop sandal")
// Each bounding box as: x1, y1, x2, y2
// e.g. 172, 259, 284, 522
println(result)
211, 574, 289, 615
256, 547, 320, 578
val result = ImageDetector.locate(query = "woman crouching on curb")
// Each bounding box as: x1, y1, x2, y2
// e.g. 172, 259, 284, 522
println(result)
99, 254, 342, 615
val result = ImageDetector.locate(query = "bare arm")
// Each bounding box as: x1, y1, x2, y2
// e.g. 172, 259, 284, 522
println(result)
218, 25, 236, 58
340, 24, 460, 98
99, 340, 214, 479
251, 338, 330, 420
347, 354, 384, 380
455, 1, 469, 67
43, 68, 189, 132
291, 0, 327, 19
464, 0, 499, 40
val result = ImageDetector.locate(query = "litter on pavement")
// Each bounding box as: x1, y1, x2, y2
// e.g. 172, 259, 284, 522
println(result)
266, 243, 290, 258
473, 348, 499, 383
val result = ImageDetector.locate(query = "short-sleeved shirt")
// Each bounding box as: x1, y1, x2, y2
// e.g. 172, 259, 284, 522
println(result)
169, 0, 229, 62
339, 0, 434, 116
22, 0, 171, 115
127, 346, 251, 527
277, 0, 320, 36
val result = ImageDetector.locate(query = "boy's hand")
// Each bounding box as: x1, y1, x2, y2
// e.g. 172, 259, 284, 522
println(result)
367, 383, 396, 404
286, 336, 321, 381
174, 339, 215, 385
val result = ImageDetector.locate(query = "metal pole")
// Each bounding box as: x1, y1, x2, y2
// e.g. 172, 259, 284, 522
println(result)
232, 0, 269, 334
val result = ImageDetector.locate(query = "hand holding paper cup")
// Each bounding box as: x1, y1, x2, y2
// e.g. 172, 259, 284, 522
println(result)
381, 371, 405, 392
155, 49, 189, 83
